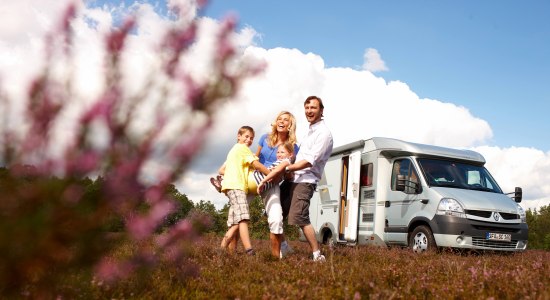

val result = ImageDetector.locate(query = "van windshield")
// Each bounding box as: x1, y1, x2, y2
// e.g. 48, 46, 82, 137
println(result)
417, 158, 503, 193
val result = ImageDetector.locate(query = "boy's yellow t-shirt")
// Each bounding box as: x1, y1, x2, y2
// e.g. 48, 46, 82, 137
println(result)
221, 143, 258, 193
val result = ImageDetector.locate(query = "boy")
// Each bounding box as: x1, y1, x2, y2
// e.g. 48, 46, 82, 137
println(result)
219, 126, 269, 255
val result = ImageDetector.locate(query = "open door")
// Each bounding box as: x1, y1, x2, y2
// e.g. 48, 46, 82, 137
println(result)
338, 151, 362, 243
344, 151, 361, 242
337, 156, 349, 240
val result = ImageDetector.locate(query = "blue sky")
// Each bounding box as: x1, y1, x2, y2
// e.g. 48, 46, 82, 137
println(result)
202, 1, 550, 150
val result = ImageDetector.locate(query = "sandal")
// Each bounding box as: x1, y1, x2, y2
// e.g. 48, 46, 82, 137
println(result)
210, 177, 222, 193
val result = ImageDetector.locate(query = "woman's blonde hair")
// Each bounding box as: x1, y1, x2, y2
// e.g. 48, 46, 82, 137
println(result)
267, 111, 297, 148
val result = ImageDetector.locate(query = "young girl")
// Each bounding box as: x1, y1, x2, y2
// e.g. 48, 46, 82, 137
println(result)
255, 142, 294, 193
255, 142, 295, 258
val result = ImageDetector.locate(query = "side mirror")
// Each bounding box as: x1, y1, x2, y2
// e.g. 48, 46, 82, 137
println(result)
513, 187, 522, 203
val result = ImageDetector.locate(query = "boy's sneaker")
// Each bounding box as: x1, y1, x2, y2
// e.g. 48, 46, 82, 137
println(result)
279, 241, 292, 258
313, 254, 326, 262
245, 248, 256, 256
312, 250, 325, 262
210, 177, 222, 193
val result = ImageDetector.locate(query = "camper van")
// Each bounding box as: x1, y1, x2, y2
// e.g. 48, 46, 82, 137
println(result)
304, 137, 528, 252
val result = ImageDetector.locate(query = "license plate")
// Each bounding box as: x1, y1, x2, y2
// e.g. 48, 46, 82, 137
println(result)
486, 232, 511, 242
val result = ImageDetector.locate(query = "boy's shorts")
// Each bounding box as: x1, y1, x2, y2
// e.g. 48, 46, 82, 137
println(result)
226, 189, 250, 226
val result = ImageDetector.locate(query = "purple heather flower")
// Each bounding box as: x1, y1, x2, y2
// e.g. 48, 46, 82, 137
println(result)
106, 18, 135, 55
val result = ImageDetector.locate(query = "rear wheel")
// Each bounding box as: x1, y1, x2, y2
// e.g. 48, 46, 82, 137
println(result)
409, 225, 436, 253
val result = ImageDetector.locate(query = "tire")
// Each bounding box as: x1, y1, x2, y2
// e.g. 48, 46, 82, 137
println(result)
409, 225, 436, 253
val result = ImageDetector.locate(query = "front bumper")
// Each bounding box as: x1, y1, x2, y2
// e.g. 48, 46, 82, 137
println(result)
429, 215, 528, 251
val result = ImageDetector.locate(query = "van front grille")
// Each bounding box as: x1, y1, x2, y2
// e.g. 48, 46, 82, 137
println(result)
465, 210, 491, 218
472, 237, 518, 249
500, 212, 520, 220
465, 210, 520, 221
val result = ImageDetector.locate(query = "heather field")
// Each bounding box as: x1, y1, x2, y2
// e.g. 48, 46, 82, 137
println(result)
2, 2, 550, 300
50, 235, 549, 299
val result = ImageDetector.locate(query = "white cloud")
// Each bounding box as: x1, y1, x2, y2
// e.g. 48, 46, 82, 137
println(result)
0, 0, 86, 152
1, 0, 548, 211
0, 0, 75, 104
362, 48, 388, 73
474, 146, 550, 211
177, 172, 228, 208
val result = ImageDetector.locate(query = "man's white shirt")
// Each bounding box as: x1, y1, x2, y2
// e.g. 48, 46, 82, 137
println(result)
293, 119, 333, 184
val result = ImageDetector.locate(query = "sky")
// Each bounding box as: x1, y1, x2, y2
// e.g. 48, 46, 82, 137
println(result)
1, 0, 549, 211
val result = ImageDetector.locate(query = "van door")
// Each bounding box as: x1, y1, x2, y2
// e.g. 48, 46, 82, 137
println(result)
338, 150, 362, 243
385, 158, 421, 244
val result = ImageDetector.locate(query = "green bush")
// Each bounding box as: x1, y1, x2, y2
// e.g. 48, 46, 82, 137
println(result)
527, 205, 550, 250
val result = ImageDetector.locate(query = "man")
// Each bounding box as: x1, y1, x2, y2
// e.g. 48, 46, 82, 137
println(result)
279, 95, 333, 261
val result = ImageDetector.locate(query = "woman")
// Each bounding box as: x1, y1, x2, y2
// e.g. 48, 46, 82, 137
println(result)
255, 111, 299, 258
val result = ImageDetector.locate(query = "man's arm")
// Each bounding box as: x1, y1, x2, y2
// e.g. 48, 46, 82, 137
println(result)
286, 159, 311, 172
257, 159, 310, 192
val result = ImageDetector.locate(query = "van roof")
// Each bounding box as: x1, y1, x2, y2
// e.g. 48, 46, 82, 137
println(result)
332, 137, 485, 164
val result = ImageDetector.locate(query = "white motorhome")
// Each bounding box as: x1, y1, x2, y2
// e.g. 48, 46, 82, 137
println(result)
304, 137, 528, 252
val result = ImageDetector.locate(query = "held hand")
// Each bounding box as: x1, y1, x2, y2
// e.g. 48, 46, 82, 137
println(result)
257, 181, 265, 194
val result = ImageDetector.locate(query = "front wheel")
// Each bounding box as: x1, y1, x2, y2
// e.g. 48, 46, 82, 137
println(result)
409, 225, 436, 253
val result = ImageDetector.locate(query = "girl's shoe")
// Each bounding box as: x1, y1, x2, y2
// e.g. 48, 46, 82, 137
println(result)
210, 177, 222, 193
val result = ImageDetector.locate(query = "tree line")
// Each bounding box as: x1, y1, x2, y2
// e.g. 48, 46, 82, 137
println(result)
1, 168, 547, 250
526, 206, 550, 249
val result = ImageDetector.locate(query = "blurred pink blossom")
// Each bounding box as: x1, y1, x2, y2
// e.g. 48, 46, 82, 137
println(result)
106, 18, 136, 55
95, 258, 135, 283
0, 1, 262, 294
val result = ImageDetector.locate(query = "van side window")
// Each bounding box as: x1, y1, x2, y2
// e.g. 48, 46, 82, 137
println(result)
391, 159, 420, 194
360, 163, 373, 187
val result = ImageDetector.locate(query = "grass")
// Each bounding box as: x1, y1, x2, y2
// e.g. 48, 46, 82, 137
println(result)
44, 235, 550, 299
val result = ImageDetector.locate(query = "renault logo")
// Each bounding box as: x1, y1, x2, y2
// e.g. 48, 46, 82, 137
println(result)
493, 212, 500, 221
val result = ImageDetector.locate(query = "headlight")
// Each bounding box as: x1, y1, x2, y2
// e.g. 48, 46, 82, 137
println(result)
517, 204, 526, 223
437, 198, 466, 218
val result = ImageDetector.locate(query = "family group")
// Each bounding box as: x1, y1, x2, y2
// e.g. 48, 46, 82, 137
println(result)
211, 95, 333, 261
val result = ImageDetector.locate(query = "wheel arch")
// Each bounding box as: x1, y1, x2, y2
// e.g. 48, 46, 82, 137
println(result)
407, 216, 433, 242
319, 222, 336, 245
